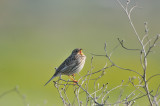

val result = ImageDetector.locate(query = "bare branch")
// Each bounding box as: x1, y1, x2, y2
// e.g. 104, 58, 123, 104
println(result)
145, 34, 160, 57
0, 86, 27, 106
147, 74, 160, 83
118, 38, 140, 51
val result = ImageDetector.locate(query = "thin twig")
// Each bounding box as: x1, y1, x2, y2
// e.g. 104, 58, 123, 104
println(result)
147, 74, 160, 83
118, 38, 140, 51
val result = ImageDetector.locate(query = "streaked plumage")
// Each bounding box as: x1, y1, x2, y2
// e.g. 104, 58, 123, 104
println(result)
44, 48, 86, 86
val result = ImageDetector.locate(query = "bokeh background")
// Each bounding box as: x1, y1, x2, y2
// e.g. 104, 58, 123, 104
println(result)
0, 0, 160, 105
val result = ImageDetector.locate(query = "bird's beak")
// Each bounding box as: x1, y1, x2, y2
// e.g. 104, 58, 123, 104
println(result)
79, 49, 84, 55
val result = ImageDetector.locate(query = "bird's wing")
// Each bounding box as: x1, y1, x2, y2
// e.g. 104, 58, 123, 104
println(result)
54, 55, 77, 75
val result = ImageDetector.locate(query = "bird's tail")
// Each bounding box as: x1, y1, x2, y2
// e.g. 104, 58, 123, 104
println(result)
44, 75, 56, 86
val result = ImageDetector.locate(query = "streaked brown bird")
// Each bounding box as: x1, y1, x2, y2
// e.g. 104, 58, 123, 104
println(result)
44, 48, 86, 86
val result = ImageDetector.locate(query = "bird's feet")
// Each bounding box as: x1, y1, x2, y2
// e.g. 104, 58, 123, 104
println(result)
72, 74, 76, 77
68, 75, 78, 84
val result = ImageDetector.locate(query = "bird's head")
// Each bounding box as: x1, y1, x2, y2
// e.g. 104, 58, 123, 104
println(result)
72, 48, 84, 56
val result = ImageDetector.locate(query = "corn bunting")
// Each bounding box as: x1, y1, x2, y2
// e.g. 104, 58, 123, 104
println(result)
44, 48, 86, 86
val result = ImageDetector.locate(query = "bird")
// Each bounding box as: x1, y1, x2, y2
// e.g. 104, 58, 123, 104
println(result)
44, 48, 86, 86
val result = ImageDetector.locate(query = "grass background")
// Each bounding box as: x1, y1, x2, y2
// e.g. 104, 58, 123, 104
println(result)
0, 0, 160, 105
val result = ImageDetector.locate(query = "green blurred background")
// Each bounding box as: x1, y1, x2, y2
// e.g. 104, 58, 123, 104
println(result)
0, 0, 160, 105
